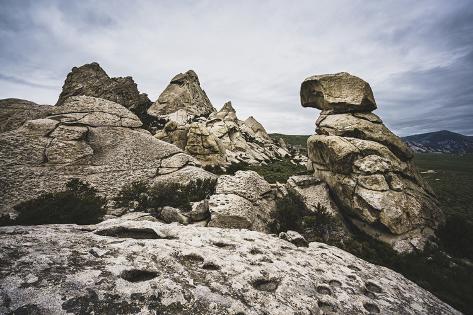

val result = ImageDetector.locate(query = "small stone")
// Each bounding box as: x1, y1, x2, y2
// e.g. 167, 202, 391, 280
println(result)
279, 230, 308, 247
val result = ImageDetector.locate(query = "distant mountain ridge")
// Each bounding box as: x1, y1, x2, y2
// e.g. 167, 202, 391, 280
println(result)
403, 130, 473, 153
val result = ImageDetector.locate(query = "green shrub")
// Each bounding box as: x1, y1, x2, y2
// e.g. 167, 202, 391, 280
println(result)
247, 159, 308, 183
13, 178, 106, 225
115, 178, 216, 212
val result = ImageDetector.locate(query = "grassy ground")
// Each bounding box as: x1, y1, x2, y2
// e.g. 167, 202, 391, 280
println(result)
269, 133, 309, 147
414, 153, 473, 220
226, 158, 308, 183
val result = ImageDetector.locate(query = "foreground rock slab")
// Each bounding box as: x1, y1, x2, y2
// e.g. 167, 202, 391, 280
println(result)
0, 220, 459, 315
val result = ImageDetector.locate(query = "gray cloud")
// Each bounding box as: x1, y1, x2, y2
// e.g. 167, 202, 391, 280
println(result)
0, 0, 472, 135
0, 73, 57, 89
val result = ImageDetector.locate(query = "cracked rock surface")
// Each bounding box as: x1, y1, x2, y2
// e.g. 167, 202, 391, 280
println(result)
208, 171, 276, 232
302, 73, 444, 253
0, 219, 459, 315
0, 96, 214, 219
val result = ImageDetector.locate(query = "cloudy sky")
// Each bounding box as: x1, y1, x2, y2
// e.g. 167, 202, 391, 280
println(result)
1, 0, 472, 136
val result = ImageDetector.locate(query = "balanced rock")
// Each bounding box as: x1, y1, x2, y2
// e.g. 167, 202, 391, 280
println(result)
0, 95, 215, 220
302, 73, 444, 253
56, 62, 152, 117
147, 70, 215, 118
301, 72, 376, 113
0, 220, 459, 314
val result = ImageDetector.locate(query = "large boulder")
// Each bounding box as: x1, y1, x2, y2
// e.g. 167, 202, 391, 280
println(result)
316, 112, 413, 160
147, 70, 215, 118
0, 98, 53, 133
0, 220, 459, 314
0, 96, 215, 220
302, 73, 444, 253
184, 122, 226, 166
56, 62, 152, 117
301, 72, 376, 113
208, 171, 276, 232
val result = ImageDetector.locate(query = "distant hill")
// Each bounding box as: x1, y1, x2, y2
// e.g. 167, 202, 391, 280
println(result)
403, 130, 473, 153
269, 133, 309, 147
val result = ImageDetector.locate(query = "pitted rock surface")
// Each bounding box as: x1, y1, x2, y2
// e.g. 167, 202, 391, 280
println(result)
0, 220, 459, 315
56, 62, 152, 116
0, 96, 214, 219
302, 73, 444, 253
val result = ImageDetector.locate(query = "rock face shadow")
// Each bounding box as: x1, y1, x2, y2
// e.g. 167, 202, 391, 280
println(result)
120, 269, 158, 282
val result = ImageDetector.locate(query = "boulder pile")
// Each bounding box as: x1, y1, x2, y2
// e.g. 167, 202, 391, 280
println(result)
301, 72, 444, 252
151, 71, 295, 167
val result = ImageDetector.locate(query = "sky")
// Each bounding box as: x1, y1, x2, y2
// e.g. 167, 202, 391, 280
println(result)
1, 0, 472, 136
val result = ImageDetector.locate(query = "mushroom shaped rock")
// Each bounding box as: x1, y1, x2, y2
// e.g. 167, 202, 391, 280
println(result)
301, 72, 376, 113
301, 73, 444, 253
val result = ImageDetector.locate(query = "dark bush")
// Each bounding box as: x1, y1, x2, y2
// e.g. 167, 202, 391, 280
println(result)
225, 162, 250, 175
301, 204, 338, 242
437, 214, 473, 260
271, 194, 307, 233
13, 178, 106, 225
115, 178, 216, 212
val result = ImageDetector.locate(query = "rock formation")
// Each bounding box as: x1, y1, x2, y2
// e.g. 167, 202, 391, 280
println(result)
151, 71, 294, 167
0, 218, 459, 314
301, 72, 444, 252
208, 170, 276, 232
0, 98, 53, 133
56, 62, 152, 117
147, 70, 215, 118
0, 95, 215, 221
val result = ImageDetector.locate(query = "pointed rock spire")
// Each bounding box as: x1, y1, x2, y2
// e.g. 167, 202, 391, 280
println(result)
147, 70, 215, 118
